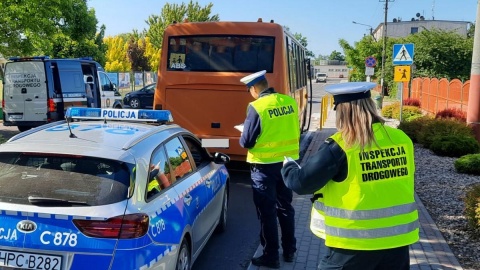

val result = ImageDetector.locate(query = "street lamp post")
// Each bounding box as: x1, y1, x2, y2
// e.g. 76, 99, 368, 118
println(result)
352, 21, 376, 41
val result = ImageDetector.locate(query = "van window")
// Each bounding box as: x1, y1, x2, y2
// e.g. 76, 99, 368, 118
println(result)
56, 61, 86, 97
100, 72, 113, 91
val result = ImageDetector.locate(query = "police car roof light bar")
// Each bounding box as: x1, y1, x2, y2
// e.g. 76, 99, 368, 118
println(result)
65, 107, 174, 123
9, 56, 50, 61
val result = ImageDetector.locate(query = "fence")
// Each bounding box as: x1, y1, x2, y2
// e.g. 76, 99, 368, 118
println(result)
400, 77, 470, 115
107, 71, 157, 95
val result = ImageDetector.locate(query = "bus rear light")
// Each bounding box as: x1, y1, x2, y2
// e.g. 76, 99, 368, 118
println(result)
48, 98, 56, 112
73, 214, 149, 239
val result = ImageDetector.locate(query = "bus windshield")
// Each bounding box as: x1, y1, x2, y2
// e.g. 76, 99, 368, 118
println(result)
167, 36, 275, 72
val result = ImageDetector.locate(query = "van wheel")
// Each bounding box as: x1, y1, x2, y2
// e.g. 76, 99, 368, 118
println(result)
18, 126, 31, 132
129, 98, 140, 109
176, 238, 191, 270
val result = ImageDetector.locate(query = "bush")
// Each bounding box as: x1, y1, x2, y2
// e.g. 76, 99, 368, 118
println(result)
464, 183, 480, 232
430, 135, 480, 157
381, 102, 399, 118
417, 118, 475, 148
381, 103, 423, 121
391, 105, 423, 122
455, 153, 480, 175
397, 116, 432, 143
403, 98, 421, 107
435, 108, 466, 122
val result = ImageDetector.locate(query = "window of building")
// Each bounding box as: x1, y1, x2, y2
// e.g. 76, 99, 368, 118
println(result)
411, 27, 419, 34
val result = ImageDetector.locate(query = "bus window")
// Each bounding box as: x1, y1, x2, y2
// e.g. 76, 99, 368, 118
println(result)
257, 43, 274, 71
233, 39, 258, 72
166, 36, 275, 73
185, 41, 210, 71
168, 38, 186, 70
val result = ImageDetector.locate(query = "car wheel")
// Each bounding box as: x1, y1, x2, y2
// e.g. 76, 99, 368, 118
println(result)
129, 98, 140, 109
215, 187, 228, 233
176, 238, 191, 270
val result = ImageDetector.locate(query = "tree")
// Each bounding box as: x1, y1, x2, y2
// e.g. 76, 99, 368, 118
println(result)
339, 28, 473, 96
104, 36, 130, 72
145, 1, 219, 51
143, 37, 161, 71
402, 29, 473, 81
127, 36, 150, 72
293, 33, 315, 58
328, 50, 345, 61
0, 0, 106, 64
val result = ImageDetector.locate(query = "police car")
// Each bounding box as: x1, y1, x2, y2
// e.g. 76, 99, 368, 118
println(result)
0, 108, 230, 270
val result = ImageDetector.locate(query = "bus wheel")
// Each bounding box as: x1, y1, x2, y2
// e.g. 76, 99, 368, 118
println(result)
129, 98, 140, 109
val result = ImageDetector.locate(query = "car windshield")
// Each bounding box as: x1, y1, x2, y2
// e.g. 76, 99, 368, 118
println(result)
0, 152, 131, 206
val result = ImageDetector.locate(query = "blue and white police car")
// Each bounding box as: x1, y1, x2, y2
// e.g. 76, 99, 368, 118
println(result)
0, 108, 230, 270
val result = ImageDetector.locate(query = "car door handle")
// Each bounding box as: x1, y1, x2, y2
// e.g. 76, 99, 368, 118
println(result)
184, 194, 192, 206
205, 179, 212, 188
25, 98, 32, 101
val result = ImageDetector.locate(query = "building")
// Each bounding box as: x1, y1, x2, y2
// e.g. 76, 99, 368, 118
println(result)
313, 60, 348, 79
373, 19, 470, 40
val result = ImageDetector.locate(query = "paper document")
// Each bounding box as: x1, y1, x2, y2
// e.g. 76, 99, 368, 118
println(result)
284, 156, 301, 168
234, 124, 244, 132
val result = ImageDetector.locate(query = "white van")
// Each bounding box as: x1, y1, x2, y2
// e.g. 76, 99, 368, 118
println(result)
2, 56, 123, 131
315, 72, 327, 83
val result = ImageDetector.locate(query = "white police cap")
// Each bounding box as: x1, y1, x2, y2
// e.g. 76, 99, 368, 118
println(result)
240, 70, 267, 87
325, 82, 377, 107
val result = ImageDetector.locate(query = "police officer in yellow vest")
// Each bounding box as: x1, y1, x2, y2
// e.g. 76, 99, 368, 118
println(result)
282, 82, 419, 270
239, 70, 300, 269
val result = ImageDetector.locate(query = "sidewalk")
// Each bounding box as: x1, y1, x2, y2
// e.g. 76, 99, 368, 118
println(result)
247, 108, 464, 270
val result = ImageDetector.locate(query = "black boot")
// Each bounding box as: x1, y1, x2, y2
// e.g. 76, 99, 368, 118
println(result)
251, 254, 280, 269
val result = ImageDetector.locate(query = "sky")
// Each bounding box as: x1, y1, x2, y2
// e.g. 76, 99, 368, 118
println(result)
87, 0, 478, 57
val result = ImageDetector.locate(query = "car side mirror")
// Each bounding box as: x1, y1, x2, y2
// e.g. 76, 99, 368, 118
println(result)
212, 152, 230, 164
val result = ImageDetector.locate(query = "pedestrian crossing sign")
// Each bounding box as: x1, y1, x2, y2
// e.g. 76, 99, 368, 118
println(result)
392, 43, 414, 65
394, 65, 411, 82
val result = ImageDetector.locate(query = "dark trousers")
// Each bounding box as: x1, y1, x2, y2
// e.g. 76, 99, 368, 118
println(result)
250, 162, 297, 260
319, 245, 410, 270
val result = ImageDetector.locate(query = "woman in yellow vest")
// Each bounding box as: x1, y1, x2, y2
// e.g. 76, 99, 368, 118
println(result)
282, 82, 419, 270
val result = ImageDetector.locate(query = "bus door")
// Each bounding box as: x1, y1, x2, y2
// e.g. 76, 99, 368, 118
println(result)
3, 61, 48, 123
98, 71, 116, 108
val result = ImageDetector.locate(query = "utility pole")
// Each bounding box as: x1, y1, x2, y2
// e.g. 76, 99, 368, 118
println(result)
379, 0, 393, 103
468, 1, 480, 141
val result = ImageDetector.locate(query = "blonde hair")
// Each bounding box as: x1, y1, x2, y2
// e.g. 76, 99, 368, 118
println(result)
335, 97, 386, 149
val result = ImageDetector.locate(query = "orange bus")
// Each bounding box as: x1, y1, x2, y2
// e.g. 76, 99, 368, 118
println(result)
154, 19, 312, 161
